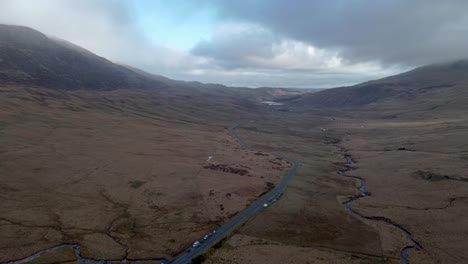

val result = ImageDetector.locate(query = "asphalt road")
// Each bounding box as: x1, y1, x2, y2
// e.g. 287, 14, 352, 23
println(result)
0, 125, 297, 264
168, 126, 298, 264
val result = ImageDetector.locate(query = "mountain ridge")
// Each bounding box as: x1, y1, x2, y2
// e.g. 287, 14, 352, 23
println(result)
0, 24, 167, 90
291, 59, 468, 108
2, 24, 467, 110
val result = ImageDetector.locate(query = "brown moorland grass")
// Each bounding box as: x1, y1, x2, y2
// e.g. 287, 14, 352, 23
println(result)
0, 86, 288, 262
205, 106, 468, 264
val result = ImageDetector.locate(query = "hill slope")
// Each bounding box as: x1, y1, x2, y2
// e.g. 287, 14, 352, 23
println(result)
293, 60, 468, 109
0, 24, 166, 90
0, 24, 306, 105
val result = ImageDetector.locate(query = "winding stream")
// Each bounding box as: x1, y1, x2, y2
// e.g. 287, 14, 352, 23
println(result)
2, 127, 422, 264
336, 146, 422, 264
0, 243, 168, 264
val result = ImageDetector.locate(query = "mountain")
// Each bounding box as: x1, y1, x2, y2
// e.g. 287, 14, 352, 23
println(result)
9, 23, 466, 114
292, 60, 468, 109
0, 23, 308, 106
0, 24, 166, 90
0, 24, 283, 126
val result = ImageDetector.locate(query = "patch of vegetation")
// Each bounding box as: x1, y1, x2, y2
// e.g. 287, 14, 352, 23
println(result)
416, 170, 450, 181
397, 147, 416, 151
203, 164, 249, 176
415, 170, 468, 183
174, 211, 184, 221
161, 211, 185, 222
128, 180, 146, 188
0, 121, 10, 130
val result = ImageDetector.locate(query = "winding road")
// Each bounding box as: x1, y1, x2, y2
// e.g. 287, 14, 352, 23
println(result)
1, 125, 424, 264
168, 125, 298, 263
0, 125, 298, 264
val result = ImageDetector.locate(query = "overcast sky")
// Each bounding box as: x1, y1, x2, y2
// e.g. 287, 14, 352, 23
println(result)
1, 0, 467, 88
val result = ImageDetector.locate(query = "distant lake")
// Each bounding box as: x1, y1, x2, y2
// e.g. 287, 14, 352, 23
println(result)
261, 101, 284, 106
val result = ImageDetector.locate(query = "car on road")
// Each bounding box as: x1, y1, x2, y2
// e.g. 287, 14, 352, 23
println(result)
203, 235, 209, 240
192, 241, 200, 247
263, 203, 268, 208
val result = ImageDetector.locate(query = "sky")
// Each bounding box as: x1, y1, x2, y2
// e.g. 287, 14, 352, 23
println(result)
1, 0, 467, 88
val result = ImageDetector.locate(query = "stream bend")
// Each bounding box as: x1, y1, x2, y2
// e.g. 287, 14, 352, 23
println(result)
336, 146, 422, 264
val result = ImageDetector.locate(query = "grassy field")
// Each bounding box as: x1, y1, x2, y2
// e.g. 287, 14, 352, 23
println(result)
0, 86, 289, 262
1, 84, 468, 264
204, 103, 468, 264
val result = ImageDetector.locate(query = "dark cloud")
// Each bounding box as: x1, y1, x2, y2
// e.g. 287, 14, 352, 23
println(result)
2, 0, 460, 88
207, 0, 468, 66
192, 24, 280, 69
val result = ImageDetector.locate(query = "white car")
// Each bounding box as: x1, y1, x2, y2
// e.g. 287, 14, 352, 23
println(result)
193, 241, 200, 247
263, 203, 268, 208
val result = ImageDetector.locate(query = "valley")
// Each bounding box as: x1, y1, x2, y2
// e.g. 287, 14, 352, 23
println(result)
1, 23, 468, 264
